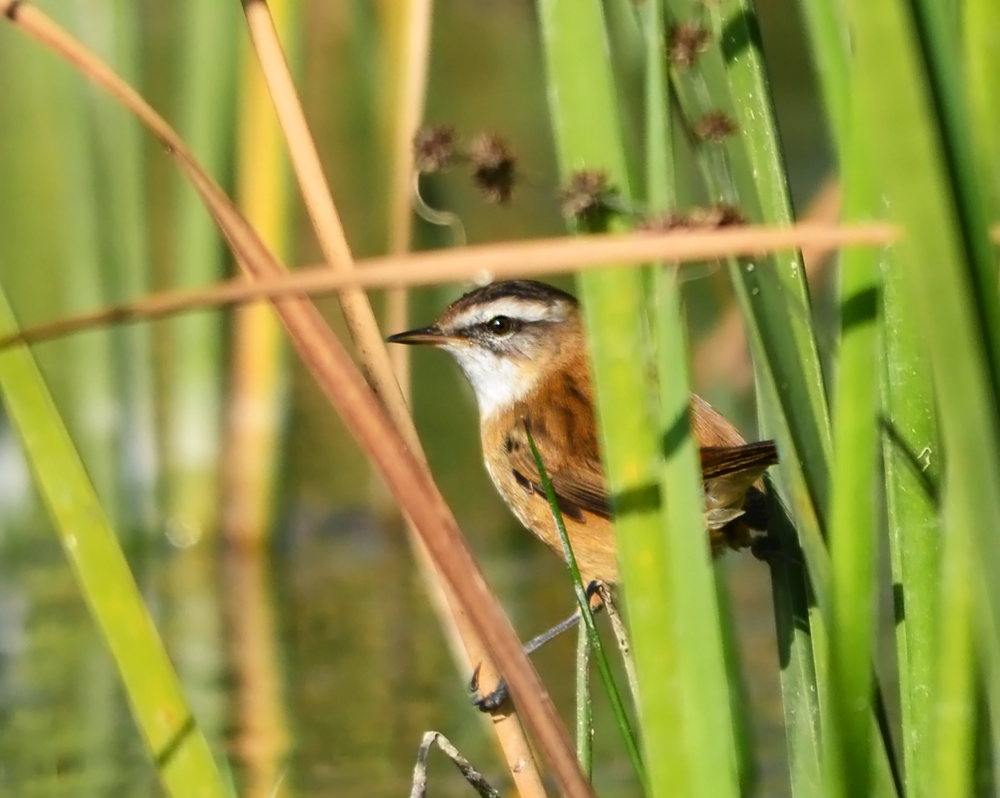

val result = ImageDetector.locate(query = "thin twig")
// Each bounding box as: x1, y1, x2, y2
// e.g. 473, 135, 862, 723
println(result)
1, 5, 585, 794
524, 423, 646, 788
0, 222, 902, 352
597, 582, 640, 708
410, 732, 501, 798
237, 2, 546, 792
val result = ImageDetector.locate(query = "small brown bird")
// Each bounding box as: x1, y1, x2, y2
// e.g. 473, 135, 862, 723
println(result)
388, 280, 778, 587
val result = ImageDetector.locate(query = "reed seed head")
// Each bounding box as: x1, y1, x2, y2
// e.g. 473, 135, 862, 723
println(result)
413, 125, 457, 173
468, 132, 517, 203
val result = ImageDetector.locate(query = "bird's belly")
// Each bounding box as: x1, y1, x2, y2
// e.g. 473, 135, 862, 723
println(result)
484, 456, 619, 584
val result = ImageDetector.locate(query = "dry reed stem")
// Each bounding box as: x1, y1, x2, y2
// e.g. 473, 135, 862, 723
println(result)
238, 2, 545, 792
383, 0, 433, 398
0, 221, 905, 351
224, 2, 293, 546
2, 4, 584, 795
239, 0, 394, 394
224, 7, 296, 788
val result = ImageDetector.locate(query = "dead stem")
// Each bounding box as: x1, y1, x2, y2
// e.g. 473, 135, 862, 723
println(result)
238, 1, 546, 791
2, 3, 583, 794
384, 0, 433, 399
0, 222, 905, 352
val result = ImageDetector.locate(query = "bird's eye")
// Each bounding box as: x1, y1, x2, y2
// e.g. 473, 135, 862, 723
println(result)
487, 315, 520, 336
486, 315, 516, 335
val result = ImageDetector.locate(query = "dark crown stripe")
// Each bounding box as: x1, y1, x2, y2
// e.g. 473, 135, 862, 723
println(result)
448, 280, 578, 315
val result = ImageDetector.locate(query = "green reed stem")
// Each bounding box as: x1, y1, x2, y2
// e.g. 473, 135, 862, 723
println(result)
667, 2, 837, 792
524, 424, 645, 788
575, 623, 594, 777
538, 2, 745, 794
75, 0, 159, 532
795, 0, 890, 790
668, 0, 834, 633
964, 0, 1000, 217
165, 0, 240, 540
646, 3, 744, 793
824, 161, 883, 798
846, 0, 1000, 794
0, 288, 228, 798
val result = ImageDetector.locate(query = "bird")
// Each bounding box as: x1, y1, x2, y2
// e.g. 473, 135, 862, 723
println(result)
387, 279, 778, 589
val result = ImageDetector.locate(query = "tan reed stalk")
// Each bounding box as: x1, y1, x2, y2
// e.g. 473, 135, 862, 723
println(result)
1, 3, 588, 793
223, 0, 296, 547
237, 2, 546, 792
381, 0, 433, 397
0, 222, 901, 353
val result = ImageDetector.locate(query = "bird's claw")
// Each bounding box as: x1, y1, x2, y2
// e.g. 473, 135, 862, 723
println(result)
469, 663, 510, 713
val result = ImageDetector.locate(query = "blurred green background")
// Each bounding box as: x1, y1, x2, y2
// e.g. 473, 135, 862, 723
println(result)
0, 0, 831, 795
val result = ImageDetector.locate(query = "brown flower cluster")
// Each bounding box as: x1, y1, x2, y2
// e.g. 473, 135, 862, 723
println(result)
558, 169, 616, 221
638, 203, 746, 231
413, 126, 518, 204
694, 111, 738, 142
668, 23, 711, 69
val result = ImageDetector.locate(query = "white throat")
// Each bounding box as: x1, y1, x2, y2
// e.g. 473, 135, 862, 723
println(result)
446, 345, 537, 420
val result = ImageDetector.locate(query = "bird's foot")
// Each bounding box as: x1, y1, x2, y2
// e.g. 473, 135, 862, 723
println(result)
469, 663, 510, 714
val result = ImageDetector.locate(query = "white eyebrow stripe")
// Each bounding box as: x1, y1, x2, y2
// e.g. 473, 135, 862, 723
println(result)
450, 298, 567, 328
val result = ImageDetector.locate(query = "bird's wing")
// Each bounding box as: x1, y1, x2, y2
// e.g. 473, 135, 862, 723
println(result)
700, 440, 779, 480
507, 400, 777, 527
505, 415, 611, 522
690, 394, 749, 447
700, 441, 778, 528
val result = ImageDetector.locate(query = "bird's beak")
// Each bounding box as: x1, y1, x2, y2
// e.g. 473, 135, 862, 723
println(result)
385, 326, 449, 346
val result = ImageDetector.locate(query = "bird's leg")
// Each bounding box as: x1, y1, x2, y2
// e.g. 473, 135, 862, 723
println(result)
593, 581, 638, 705
469, 611, 583, 712
470, 581, 605, 713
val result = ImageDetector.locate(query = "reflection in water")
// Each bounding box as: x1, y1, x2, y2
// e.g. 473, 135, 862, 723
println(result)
0, 537, 157, 797
0, 511, 787, 797
225, 549, 292, 798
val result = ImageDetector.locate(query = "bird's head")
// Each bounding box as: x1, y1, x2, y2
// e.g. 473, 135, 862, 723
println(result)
387, 280, 585, 419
